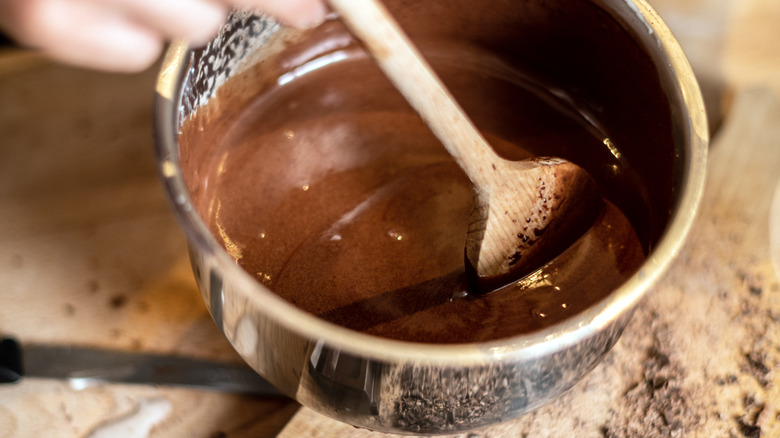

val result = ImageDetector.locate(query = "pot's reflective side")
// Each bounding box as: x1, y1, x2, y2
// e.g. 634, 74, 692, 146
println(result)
197, 257, 631, 433
154, 0, 707, 434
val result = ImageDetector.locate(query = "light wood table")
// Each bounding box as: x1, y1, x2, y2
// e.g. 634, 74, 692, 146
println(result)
0, 53, 299, 437
1, 0, 779, 436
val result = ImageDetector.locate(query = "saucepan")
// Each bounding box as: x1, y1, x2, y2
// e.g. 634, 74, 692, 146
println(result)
154, 0, 707, 434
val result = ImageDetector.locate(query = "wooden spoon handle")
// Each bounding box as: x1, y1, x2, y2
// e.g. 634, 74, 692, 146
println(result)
328, 0, 501, 188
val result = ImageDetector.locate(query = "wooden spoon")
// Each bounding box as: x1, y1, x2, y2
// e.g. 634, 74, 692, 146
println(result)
328, 0, 601, 293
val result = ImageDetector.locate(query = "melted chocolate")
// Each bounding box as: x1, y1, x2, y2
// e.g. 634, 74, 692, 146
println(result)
180, 2, 673, 343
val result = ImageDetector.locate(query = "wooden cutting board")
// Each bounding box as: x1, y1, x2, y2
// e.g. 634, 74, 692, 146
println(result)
0, 51, 300, 437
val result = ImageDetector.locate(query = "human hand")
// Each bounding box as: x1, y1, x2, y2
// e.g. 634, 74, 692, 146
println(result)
0, 0, 329, 72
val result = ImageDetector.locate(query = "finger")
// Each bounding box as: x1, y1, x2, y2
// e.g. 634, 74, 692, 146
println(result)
100, 0, 228, 46
3, 0, 163, 72
226, 0, 329, 29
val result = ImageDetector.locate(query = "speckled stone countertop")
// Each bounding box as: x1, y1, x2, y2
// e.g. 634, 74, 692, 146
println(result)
1, 0, 779, 437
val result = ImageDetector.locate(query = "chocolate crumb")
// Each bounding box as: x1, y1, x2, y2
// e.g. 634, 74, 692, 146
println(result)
604, 345, 698, 437
738, 420, 761, 438
735, 393, 766, 437
109, 294, 127, 309
743, 352, 770, 387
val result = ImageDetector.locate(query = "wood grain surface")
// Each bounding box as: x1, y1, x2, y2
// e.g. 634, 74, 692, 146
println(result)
0, 51, 299, 437
1, 0, 779, 436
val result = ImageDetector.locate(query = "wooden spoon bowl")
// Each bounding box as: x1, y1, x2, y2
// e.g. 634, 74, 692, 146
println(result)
465, 157, 601, 292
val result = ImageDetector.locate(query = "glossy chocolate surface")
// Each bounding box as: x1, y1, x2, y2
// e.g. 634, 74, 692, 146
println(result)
180, 1, 675, 343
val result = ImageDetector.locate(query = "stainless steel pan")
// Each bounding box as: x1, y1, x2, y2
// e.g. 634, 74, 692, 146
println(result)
153, 0, 707, 433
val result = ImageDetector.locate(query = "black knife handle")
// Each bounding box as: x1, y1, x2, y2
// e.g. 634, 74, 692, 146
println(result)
0, 337, 23, 383
0, 336, 285, 396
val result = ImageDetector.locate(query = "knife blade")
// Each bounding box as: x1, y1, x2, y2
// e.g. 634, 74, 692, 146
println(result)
0, 337, 284, 396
